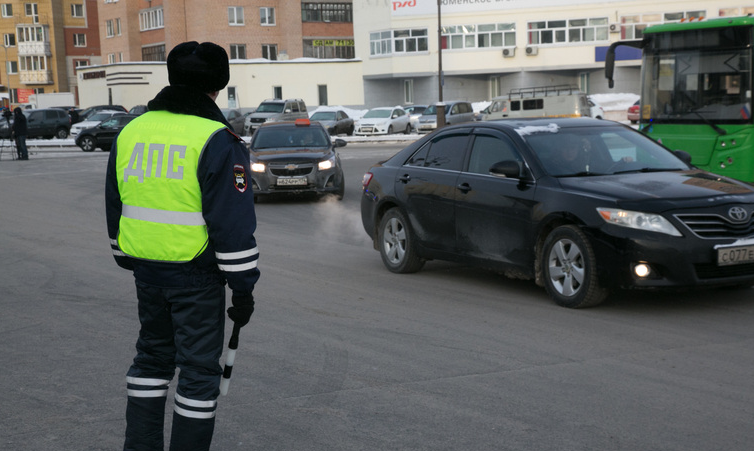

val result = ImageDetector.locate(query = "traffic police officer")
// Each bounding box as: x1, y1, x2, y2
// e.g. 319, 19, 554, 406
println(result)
105, 41, 259, 451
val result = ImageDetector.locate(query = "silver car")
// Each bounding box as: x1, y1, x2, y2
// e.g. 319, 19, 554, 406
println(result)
354, 106, 411, 135
417, 101, 476, 134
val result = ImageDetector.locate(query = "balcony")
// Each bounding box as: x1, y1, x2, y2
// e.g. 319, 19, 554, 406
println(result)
18, 41, 51, 57
19, 70, 53, 85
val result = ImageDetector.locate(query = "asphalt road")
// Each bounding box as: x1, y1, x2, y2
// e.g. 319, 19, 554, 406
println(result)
1, 143, 754, 451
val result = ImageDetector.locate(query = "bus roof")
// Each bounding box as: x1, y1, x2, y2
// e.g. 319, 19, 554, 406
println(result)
645, 15, 754, 34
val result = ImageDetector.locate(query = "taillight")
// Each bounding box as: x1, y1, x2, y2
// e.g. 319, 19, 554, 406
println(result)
362, 172, 373, 188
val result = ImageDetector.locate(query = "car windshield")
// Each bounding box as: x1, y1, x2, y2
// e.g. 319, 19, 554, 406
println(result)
89, 112, 115, 121
256, 103, 285, 113
364, 109, 391, 119
252, 126, 330, 150
100, 118, 119, 127
422, 105, 441, 115
310, 111, 336, 121
521, 125, 689, 177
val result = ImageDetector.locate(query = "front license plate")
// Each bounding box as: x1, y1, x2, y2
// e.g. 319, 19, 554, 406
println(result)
717, 244, 754, 266
277, 177, 307, 186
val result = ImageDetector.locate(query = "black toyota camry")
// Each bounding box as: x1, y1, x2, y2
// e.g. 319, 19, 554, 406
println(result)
360, 117, 754, 308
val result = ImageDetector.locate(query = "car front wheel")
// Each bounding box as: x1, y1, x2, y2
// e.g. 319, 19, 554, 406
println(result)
541, 225, 607, 308
79, 136, 97, 152
56, 128, 69, 139
378, 208, 424, 273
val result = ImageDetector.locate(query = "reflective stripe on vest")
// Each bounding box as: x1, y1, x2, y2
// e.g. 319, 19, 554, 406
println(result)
115, 111, 226, 262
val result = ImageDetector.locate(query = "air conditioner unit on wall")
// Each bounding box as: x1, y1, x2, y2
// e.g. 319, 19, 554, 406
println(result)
502, 47, 515, 58
609, 23, 620, 33
525, 46, 538, 56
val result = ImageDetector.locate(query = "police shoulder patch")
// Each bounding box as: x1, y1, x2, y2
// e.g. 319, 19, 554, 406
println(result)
233, 164, 248, 193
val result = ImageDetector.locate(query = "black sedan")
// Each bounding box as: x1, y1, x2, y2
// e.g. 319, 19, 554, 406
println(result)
249, 119, 345, 200
76, 114, 138, 151
360, 117, 754, 308
310, 109, 355, 136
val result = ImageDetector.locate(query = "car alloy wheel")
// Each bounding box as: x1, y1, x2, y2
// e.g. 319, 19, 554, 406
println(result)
79, 136, 97, 152
378, 208, 424, 273
541, 225, 607, 308
56, 128, 69, 139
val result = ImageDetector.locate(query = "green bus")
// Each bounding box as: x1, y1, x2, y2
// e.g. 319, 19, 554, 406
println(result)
605, 16, 754, 182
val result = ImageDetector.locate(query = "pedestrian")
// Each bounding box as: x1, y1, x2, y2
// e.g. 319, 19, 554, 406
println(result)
69, 107, 80, 124
105, 41, 260, 451
11, 107, 28, 160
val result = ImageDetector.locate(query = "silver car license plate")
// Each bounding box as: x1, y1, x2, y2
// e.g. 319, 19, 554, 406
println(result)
717, 244, 754, 266
277, 177, 307, 186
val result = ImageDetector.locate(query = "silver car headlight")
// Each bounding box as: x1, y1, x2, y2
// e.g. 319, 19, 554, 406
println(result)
597, 208, 681, 236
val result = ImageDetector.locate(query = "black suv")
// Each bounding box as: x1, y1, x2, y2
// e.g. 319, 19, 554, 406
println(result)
0, 108, 71, 139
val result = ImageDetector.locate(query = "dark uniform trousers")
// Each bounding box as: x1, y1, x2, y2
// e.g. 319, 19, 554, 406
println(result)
124, 281, 226, 451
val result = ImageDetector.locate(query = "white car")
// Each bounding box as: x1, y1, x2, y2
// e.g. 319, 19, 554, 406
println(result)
354, 106, 411, 135
70, 110, 125, 137
588, 97, 605, 119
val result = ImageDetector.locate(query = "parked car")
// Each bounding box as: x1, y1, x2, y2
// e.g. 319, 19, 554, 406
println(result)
70, 110, 126, 137
404, 104, 428, 132
0, 108, 71, 139
310, 109, 355, 135
627, 100, 640, 123
76, 114, 139, 152
417, 101, 475, 133
248, 118, 345, 201
588, 97, 605, 119
221, 108, 247, 135
129, 105, 148, 115
354, 106, 410, 135
244, 98, 308, 135
360, 117, 754, 308
79, 104, 128, 121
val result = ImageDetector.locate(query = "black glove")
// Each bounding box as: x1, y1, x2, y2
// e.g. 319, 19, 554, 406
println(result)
227, 293, 254, 328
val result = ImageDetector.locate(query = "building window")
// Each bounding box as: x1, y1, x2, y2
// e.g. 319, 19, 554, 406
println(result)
106, 19, 114, 38
230, 44, 246, 59
527, 17, 609, 45
140, 7, 164, 31
620, 10, 705, 40
370, 29, 427, 56
142, 44, 166, 62
108, 53, 116, 64
74, 59, 89, 72
6, 60, 18, 74
25, 3, 38, 23
73, 33, 86, 47
318, 84, 328, 106
228, 6, 244, 26
441, 23, 515, 50
71, 3, 84, 18
303, 39, 355, 59
262, 44, 277, 60
1, 3, 12, 17
116, 18, 121, 35
273, 86, 282, 99
19, 55, 47, 71
3, 33, 15, 47
302, 3, 352, 23
260, 7, 275, 26
17, 26, 46, 43
403, 79, 413, 104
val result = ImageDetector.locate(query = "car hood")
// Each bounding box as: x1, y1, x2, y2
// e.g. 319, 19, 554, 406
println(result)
73, 121, 99, 129
312, 120, 336, 127
251, 148, 331, 161
248, 112, 278, 120
358, 118, 390, 126
557, 170, 754, 211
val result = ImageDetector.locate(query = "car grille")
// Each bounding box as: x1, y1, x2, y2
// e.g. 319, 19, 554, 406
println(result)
270, 164, 313, 177
675, 214, 754, 239
695, 262, 754, 279
249, 117, 266, 124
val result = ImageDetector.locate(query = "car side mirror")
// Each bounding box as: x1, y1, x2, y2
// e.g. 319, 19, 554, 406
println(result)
673, 149, 693, 166
284, 109, 292, 113
334, 138, 347, 148
489, 160, 523, 178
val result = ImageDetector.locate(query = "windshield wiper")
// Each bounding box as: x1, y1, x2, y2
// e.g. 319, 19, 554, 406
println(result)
559, 171, 609, 177
692, 110, 727, 136
612, 167, 682, 175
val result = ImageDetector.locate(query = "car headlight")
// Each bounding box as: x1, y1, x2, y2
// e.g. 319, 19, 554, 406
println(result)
597, 208, 681, 236
251, 162, 266, 172
318, 158, 335, 171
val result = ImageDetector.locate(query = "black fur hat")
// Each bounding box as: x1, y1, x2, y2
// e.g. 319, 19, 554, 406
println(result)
167, 41, 230, 93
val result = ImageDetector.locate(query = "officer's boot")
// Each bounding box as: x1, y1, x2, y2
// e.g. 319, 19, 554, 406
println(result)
123, 395, 167, 451
168, 410, 216, 451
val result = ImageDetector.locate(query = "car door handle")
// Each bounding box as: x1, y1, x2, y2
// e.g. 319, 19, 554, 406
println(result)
457, 182, 471, 193
398, 174, 411, 183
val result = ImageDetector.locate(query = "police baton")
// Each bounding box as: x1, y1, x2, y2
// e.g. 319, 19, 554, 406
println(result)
219, 323, 242, 396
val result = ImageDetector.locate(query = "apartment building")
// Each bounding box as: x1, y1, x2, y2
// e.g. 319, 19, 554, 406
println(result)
1, 0, 100, 106
354, 0, 754, 107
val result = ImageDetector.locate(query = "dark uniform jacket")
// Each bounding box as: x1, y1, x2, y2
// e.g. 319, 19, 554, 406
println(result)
105, 86, 259, 295
12, 110, 27, 136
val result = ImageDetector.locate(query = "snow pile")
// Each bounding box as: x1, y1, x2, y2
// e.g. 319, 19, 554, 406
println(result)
589, 93, 639, 111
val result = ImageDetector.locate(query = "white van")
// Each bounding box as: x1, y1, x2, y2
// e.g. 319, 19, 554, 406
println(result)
481, 85, 590, 121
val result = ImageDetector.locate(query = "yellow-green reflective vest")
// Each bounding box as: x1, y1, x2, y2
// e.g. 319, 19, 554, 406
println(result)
115, 111, 226, 262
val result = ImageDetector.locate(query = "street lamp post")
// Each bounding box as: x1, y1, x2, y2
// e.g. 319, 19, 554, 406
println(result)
436, 0, 445, 128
